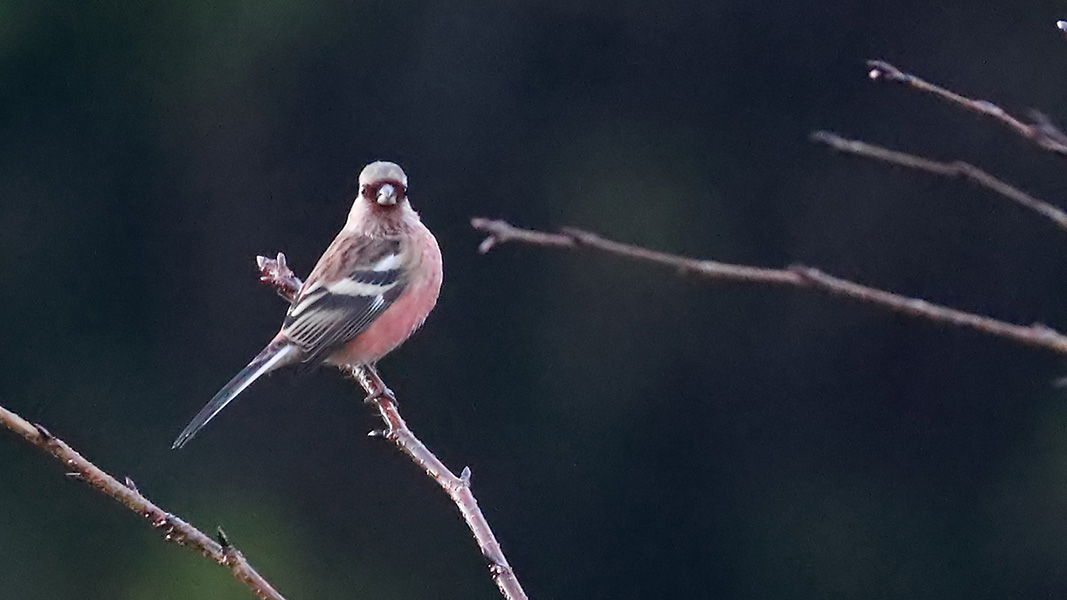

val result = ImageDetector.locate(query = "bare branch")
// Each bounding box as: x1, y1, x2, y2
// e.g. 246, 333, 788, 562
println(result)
865, 59, 1067, 156
0, 403, 286, 600
355, 368, 527, 600
473, 219, 799, 285
256, 254, 529, 600
470, 218, 1067, 356
811, 131, 1067, 232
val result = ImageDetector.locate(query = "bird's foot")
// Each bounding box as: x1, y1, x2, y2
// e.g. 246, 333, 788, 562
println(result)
363, 384, 397, 405
358, 365, 398, 406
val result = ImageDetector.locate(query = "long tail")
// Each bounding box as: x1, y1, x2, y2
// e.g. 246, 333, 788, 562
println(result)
172, 341, 301, 449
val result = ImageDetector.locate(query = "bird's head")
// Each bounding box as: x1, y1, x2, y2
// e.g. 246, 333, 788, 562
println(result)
358, 161, 409, 209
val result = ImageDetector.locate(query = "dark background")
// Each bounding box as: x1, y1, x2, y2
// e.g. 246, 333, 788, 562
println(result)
4, 1, 1067, 598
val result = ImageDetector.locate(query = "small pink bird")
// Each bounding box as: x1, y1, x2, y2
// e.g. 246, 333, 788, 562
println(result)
173, 161, 443, 449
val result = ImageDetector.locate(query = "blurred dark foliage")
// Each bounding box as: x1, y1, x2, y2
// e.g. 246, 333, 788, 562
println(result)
4, 1, 1067, 598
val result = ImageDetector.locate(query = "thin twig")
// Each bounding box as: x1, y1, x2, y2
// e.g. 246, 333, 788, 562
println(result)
470, 218, 1067, 356
866, 59, 1067, 156
811, 131, 1067, 232
256, 254, 529, 600
355, 368, 526, 600
0, 403, 286, 600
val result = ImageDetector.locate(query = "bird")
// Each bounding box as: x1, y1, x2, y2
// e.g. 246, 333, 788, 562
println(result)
172, 161, 443, 449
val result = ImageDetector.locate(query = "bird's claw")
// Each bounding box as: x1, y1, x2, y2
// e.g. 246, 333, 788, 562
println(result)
363, 384, 397, 406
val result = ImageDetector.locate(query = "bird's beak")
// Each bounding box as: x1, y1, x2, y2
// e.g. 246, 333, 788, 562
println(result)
376, 184, 398, 206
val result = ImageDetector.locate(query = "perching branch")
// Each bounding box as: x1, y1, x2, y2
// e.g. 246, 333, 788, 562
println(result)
810, 131, 1067, 233
866, 59, 1067, 157
0, 403, 286, 600
354, 367, 526, 600
470, 218, 1067, 357
256, 254, 528, 600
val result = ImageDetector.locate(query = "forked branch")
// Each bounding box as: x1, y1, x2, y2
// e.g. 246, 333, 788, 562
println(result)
466, 62, 1067, 361
256, 253, 528, 600
470, 218, 1067, 357
0, 404, 286, 600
